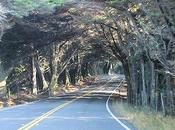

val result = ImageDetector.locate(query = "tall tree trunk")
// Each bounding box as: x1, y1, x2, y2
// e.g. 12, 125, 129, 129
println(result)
141, 60, 148, 106
49, 43, 57, 96
150, 61, 156, 109
31, 54, 37, 95
155, 71, 159, 112
161, 92, 166, 115
122, 60, 132, 104
165, 71, 172, 114
131, 62, 136, 105
34, 58, 48, 90
76, 53, 82, 83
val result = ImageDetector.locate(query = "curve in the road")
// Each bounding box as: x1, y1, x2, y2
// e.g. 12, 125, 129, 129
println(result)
106, 79, 131, 130
18, 77, 115, 130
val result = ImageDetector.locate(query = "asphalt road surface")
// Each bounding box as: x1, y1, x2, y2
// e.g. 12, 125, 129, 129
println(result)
0, 75, 136, 130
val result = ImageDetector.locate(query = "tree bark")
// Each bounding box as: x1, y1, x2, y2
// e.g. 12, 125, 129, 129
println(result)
34, 58, 48, 90
31, 54, 37, 95
76, 53, 82, 83
131, 62, 136, 105
0, 63, 11, 98
165, 72, 172, 114
150, 61, 156, 109
122, 60, 132, 104
64, 68, 70, 86
141, 60, 148, 106
161, 92, 166, 115
49, 43, 57, 96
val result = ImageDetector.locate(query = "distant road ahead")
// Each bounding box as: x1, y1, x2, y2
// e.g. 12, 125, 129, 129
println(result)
0, 75, 136, 130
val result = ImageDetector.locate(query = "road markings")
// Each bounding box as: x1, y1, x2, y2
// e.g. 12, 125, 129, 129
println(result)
106, 79, 131, 130
18, 77, 114, 130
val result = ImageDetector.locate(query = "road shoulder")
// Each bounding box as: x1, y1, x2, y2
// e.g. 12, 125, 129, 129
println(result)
109, 99, 137, 130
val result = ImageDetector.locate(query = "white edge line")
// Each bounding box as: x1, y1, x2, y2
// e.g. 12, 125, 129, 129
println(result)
106, 78, 131, 130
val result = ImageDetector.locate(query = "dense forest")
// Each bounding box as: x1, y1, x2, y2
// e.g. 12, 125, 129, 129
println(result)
0, 0, 175, 116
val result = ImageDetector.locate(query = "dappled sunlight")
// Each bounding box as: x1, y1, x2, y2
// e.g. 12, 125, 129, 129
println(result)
0, 0, 174, 130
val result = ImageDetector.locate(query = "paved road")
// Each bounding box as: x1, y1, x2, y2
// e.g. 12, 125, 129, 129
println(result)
0, 75, 136, 130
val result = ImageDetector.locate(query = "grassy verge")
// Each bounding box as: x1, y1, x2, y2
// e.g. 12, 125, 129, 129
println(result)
112, 100, 175, 130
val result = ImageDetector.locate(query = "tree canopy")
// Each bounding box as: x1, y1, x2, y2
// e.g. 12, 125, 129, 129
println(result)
0, 0, 175, 116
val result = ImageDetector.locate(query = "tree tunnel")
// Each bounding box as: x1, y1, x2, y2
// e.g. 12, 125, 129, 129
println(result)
0, 0, 175, 115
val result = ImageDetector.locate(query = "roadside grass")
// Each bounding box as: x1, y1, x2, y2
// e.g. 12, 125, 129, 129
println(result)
112, 100, 175, 130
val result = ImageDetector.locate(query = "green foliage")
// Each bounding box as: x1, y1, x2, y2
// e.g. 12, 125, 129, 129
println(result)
68, 7, 77, 13
0, 4, 8, 40
6, 65, 29, 93
11, 0, 67, 17
47, 0, 66, 5
12, 0, 40, 16
9, 65, 26, 77
107, 0, 128, 5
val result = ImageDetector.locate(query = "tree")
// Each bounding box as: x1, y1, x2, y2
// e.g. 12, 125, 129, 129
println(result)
0, 3, 8, 40
0, 3, 9, 98
69, 0, 175, 114
0, 0, 174, 116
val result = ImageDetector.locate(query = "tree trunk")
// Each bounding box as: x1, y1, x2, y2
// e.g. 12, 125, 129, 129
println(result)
165, 72, 172, 114
161, 92, 165, 115
150, 61, 156, 109
76, 53, 82, 83
131, 62, 136, 105
0, 63, 11, 98
122, 60, 132, 104
16, 85, 20, 99
34, 58, 48, 90
141, 60, 148, 106
155, 71, 159, 112
31, 54, 37, 95
0, 76, 8, 98
49, 43, 58, 96
64, 68, 70, 86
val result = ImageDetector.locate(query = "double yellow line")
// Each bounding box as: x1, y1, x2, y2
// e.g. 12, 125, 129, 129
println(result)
18, 77, 114, 130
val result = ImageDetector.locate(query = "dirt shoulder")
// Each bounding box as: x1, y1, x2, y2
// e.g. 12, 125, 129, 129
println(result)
0, 76, 99, 109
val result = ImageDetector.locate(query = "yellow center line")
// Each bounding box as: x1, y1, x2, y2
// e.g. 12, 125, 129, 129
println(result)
18, 77, 114, 130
